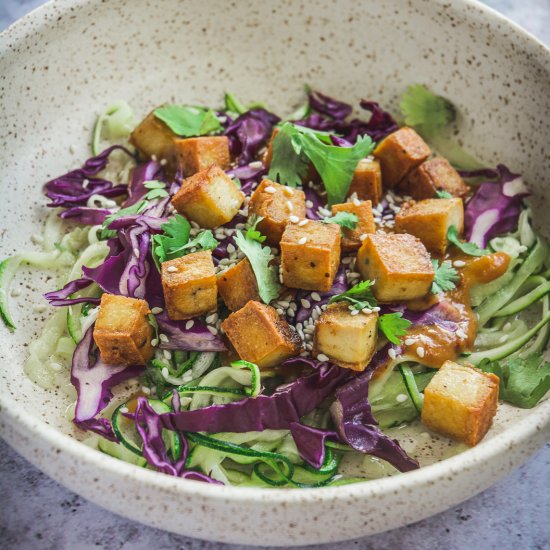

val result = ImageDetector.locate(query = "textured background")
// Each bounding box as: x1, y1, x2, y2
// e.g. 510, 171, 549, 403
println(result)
1, 1, 549, 549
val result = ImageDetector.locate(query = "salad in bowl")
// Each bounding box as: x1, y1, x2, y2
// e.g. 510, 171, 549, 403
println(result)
2, 85, 548, 487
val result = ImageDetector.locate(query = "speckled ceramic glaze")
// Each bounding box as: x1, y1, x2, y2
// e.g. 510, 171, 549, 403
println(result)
1, 0, 549, 545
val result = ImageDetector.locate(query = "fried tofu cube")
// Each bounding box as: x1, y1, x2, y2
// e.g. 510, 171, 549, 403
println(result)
220, 300, 302, 368
401, 157, 469, 200
395, 198, 464, 256
421, 361, 499, 446
280, 221, 341, 292
248, 179, 306, 244
171, 165, 244, 229
161, 250, 217, 320
357, 232, 434, 301
347, 158, 383, 204
313, 303, 378, 371
174, 136, 231, 177
130, 111, 178, 169
217, 258, 260, 311
93, 294, 154, 366
331, 200, 376, 252
373, 127, 431, 188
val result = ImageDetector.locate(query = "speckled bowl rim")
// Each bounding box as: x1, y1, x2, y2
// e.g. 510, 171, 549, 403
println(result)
1, 0, 550, 505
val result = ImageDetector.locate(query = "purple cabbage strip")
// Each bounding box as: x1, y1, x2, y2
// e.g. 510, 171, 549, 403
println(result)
289, 422, 338, 469
308, 90, 353, 120
227, 164, 266, 194
44, 145, 133, 208
330, 363, 419, 473
71, 326, 144, 440
59, 207, 113, 225
156, 314, 227, 352
161, 364, 351, 433
464, 164, 529, 248
357, 100, 399, 142
44, 277, 95, 306
304, 185, 325, 220
124, 160, 164, 207
382, 302, 460, 333
225, 108, 280, 165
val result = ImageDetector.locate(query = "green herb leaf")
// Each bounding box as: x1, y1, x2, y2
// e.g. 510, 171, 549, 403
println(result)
378, 313, 412, 344
176, 230, 218, 254
400, 84, 455, 139
478, 353, 550, 408
435, 189, 453, 199
154, 105, 222, 137
151, 214, 191, 269
322, 211, 358, 230
447, 225, 487, 256
245, 215, 267, 243
223, 92, 267, 117
431, 260, 460, 294
147, 313, 160, 342
234, 227, 281, 304
99, 201, 147, 240
267, 124, 310, 187
329, 280, 377, 311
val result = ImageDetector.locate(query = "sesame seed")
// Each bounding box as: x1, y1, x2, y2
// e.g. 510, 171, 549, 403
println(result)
284, 187, 294, 196
249, 160, 263, 169
159, 333, 169, 343
362, 308, 372, 314
453, 260, 466, 268
499, 334, 510, 343
160, 158, 168, 166
372, 307, 381, 312
404, 338, 415, 346
119, 407, 129, 414
264, 186, 276, 194
503, 322, 512, 332
396, 393, 408, 403
298, 219, 309, 227
287, 309, 295, 317
141, 386, 151, 395
353, 197, 361, 206
311, 292, 321, 302
298, 237, 308, 245
133, 247, 140, 256
350, 309, 360, 316
206, 313, 218, 324
151, 338, 159, 347
167, 266, 178, 273
278, 300, 290, 308
289, 215, 300, 223
317, 354, 330, 362
151, 307, 163, 315
286, 201, 294, 211
301, 298, 311, 309
161, 367, 169, 378
151, 154, 158, 161
207, 326, 218, 335
416, 346, 425, 358
276, 308, 285, 315
359, 233, 368, 242
49, 362, 62, 372
82, 179, 90, 188
305, 200, 314, 208
388, 348, 397, 359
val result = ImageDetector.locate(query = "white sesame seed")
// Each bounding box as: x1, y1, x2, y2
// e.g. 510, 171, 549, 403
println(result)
388, 348, 397, 359
159, 333, 169, 343
161, 367, 169, 378
206, 313, 218, 324
416, 346, 425, 358
396, 393, 408, 403
133, 247, 140, 256
167, 266, 178, 273
151, 338, 159, 347
317, 354, 330, 362
503, 322, 512, 332
298, 219, 309, 227
298, 237, 308, 245
311, 292, 321, 302
119, 406, 129, 414
264, 186, 276, 194
362, 308, 372, 314
190, 221, 200, 229
207, 326, 218, 335
350, 309, 360, 316
49, 362, 62, 372
287, 309, 295, 317
301, 298, 311, 309
276, 308, 285, 315
151, 307, 163, 315
353, 197, 361, 206
318, 207, 331, 217
453, 260, 466, 268
82, 179, 90, 188
160, 158, 168, 166
372, 307, 381, 312
287, 200, 294, 211
278, 300, 290, 308
163, 350, 172, 360
359, 233, 368, 242
499, 334, 510, 343
151, 154, 158, 161
305, 200, 314, 208
404, 338, 415, 346
249, 160, 263, 169
284, 187, 294, 196
289, 215, 300, 223
141, 386, 151, 395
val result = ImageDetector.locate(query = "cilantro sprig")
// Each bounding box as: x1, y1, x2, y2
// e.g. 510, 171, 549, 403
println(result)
154, 105, 222, 137
234, 219, 281, 304
329, 280, 377, 311
435, 190, 453, 199
431, 260, 460, 294
143, 180, 169, 201
378, 313, 412, 345
322, 211, 358, 230
99, 201, 148, 240
447, 225, 487, 256
478, 353, 550, 409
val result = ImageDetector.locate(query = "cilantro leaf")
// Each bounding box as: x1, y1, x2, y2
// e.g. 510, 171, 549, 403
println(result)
234, 228, 281, 304
378, 313, 412, 344
431, 260, 460, 294
244, 215, 267, 243
224, 92, 267, 116
478, 353, 550, 408
99, 201, 147, 240
267, 124, 310, 187
151, 214, 191, 269
447, 225, 487, 256
142, 180, 169, 200
435, 189, 453, 199
154, 105, 222, 137
322, 211, 358, 230
400, 84, 455, 138
177, 230, 218, 253
329, 280, 377, 311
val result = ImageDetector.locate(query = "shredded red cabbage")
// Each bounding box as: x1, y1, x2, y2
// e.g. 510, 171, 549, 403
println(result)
59, 207, 113, 225
289, 422, 338, 469
308, 90, 353, 120
156, 314, 227, 352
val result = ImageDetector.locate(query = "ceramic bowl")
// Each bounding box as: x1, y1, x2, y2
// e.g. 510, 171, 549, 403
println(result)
1, 0, 549, 545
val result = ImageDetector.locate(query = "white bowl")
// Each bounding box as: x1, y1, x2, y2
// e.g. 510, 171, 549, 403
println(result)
1, 0, 549, 545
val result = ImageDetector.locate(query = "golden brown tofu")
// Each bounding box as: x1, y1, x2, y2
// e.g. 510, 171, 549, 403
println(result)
280, 220, 341, 292
347, 158, 383, 204
174, 136, 231, 177
331, 200, 376, 252
161, 250, 217, 320
313, 303, 378, 371
248, 179, 306, 245
395, 198, 464, 256
220, 300, 302, 368
421, 361, 499, 446
357, 232, 434, 301
171, 165, 245, 229
401, 157, 469, 200
130, 111, 179, 170
93, 294, 154, 366
373, 127, 431, 188
217, 258, 260, 311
